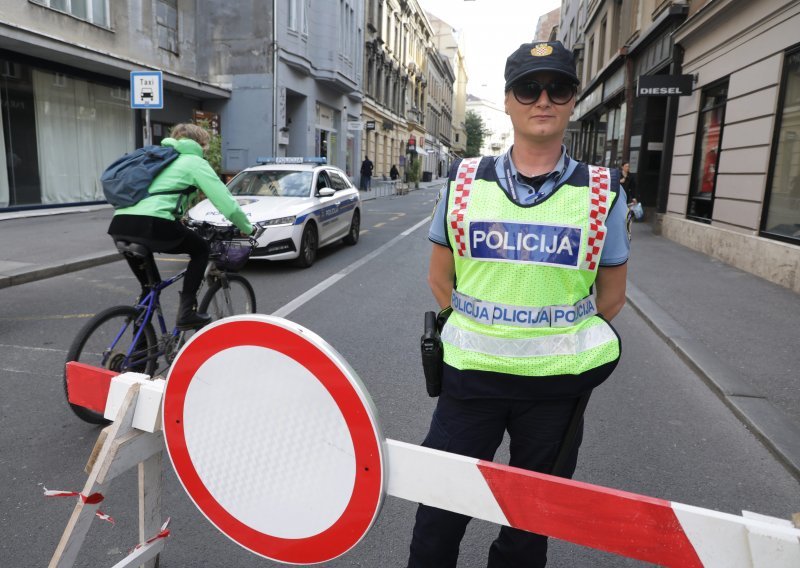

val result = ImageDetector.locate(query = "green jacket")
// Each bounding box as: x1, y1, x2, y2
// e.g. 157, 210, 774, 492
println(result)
113, 137, 253, 235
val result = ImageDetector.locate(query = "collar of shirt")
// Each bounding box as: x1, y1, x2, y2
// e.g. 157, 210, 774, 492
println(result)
493, 145, 570, 205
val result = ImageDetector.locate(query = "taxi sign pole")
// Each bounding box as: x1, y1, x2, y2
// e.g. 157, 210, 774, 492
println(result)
144, 109, 152, 146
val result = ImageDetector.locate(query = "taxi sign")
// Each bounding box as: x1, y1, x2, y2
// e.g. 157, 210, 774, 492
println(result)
131, 71, 164, 109
162, 315, 384, 564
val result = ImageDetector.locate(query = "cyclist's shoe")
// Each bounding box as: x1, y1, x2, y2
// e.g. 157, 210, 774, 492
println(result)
176, 292, 212, 330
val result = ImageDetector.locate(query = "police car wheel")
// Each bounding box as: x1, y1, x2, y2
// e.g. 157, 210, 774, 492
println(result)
295, 223, 318, 268
343, 210, 360, 246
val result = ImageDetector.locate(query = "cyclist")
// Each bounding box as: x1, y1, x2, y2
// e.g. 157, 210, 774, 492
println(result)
107, 123, 255, 330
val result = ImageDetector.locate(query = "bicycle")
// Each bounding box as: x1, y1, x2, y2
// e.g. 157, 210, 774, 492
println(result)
63, 221, 261, 424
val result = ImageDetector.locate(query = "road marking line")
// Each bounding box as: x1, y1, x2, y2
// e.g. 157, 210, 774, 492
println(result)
0, 314, 94, 322
373, 222, 386, 228
272, 216, 430, 318
0, 343, 66, 353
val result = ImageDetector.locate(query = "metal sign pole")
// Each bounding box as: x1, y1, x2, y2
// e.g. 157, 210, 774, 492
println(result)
144, 109, 152, 146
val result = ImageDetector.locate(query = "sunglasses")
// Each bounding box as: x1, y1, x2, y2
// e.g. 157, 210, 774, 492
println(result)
511, 81, 576, 105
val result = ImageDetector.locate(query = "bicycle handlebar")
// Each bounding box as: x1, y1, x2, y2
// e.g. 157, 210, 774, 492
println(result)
185, 220, 261, 245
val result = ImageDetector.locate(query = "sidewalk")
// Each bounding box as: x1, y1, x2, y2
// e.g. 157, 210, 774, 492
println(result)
626, 221, 800, 479
1, 202, 798, 478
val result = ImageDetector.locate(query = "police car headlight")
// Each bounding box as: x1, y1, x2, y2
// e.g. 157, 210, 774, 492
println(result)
258, 216, 295, 227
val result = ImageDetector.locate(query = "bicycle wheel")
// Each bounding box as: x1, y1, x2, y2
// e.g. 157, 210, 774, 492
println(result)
198, 273, 257, 320
64, 305, 157, 424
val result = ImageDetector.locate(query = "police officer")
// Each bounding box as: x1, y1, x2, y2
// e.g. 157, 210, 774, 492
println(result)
407, 41, 629, 567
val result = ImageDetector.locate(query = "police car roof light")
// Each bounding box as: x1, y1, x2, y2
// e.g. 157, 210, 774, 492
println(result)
256, 157, 327, 165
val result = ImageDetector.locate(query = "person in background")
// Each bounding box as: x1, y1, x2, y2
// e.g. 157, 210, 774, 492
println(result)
360, 156, 374, 191
390, 164, 400, 181
620, 161, 638, 204
107, 123, 254, 330
407, 41, 629, 568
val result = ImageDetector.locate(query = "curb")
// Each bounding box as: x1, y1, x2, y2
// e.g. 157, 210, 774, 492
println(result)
0, 251, 121, 290
625, 281, 800, 481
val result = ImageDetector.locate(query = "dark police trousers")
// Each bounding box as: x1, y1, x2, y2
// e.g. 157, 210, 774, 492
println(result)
407, 392, 583, 568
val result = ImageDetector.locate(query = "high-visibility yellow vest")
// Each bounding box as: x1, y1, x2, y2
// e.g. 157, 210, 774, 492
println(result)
442, 156, 621, 377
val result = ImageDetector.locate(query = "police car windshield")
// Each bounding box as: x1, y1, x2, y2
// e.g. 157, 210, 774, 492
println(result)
228, 170, 313, 197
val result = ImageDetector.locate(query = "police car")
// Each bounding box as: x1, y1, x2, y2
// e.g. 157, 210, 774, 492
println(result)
187, 157, 361, 267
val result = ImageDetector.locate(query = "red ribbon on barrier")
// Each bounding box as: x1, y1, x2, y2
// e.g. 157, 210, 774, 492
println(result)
130, 517, 171, 553
43, 487, 115, 524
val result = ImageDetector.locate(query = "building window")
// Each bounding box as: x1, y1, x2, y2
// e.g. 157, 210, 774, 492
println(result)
687, 82, 727, 223
156, 0, 178, 54
0, 57, 134, 209
31, 0, 109, 27
288, 0, 307, 33
762, 47, 800, 244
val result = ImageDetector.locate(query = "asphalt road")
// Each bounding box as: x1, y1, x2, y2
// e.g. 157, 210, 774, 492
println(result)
1, 186, 798, 567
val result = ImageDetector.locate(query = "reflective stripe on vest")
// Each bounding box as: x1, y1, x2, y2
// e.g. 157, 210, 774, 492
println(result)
441, 321, 618, 358
451, 290, 597, 328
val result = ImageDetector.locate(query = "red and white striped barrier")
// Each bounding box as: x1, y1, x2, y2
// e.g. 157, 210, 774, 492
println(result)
62, 316, 800, 567
386, 440, 800, 568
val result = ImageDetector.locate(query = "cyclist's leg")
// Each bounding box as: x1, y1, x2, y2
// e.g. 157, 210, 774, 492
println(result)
162, 225, 211, 329
161, 226, 209, 296
109, 235, 160, 302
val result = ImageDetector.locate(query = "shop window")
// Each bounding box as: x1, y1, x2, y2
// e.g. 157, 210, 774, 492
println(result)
687, 82, 727, 223
761, 47, 800, 244
157, 0, 179, 54
0, 60, 134, 209
31, 0, 109, 27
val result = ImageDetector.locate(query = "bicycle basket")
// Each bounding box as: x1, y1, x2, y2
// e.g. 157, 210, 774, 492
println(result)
211, 240, 252, 272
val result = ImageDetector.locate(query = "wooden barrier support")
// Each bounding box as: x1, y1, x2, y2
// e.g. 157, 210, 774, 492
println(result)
51, 377, 166, 568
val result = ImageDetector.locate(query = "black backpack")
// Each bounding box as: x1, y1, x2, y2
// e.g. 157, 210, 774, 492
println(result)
101, 145, 188, 208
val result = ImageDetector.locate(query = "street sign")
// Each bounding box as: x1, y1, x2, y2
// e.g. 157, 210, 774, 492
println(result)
162, 315, 385, 564
365, 120, 376, 131
131, 71, 164, 109
347, 121, 364, 131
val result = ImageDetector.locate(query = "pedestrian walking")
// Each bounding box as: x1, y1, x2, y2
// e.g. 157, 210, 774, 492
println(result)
407, 41, 630, 568
621, 161, 643, 222
360, 156, 374, 191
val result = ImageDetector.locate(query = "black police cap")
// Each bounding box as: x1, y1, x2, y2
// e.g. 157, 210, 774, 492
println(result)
504, 41, 580, 90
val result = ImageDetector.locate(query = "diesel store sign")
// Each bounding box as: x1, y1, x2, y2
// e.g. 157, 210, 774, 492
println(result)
636, 75, 694, 96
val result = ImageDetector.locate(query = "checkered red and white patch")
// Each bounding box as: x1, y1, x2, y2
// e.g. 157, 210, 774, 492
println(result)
581, 165, 612, 271
449, 157, 482, 256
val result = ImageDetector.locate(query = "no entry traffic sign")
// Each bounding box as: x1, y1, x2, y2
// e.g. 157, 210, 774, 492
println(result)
163, 315, 384, 564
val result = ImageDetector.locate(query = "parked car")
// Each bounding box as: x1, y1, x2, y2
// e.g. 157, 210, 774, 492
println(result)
187, 158, 361, 267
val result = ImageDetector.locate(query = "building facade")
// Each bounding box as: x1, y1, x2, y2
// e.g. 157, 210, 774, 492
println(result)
559, 0, 800, 292
0, 1, 225, 209
427, 12, 467, 159
423, 49, 454, 178
0, 0, 364, 211
274, 0, 364, 178
663, 0, 800, 292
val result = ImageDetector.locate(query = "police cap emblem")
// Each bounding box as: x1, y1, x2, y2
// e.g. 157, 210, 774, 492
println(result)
530, 44, 554, 57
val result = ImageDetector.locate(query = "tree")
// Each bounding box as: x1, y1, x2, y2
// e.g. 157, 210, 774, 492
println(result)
464, 110, 490, 158
407, 155, 422, 187
194, 118, 222, 175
